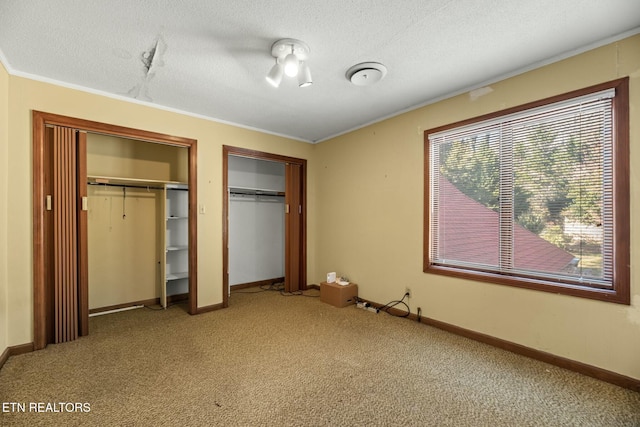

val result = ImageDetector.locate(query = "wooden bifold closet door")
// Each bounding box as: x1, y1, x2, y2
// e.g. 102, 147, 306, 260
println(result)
43, 125, 88, 345
284, 163, 304, 293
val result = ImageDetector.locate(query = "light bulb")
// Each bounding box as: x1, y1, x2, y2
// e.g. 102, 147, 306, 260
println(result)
283, 53, 299, 77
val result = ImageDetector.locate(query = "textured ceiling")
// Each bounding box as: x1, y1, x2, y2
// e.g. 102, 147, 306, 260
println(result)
1, 0, 639, 143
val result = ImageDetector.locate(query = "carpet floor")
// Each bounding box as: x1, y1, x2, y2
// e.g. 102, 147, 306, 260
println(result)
1, 288, 639, 426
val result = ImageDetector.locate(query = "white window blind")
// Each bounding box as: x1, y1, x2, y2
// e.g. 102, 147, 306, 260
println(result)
428, 89, 615, 288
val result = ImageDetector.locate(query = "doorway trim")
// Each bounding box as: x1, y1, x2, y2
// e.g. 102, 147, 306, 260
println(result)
222, 145, 307, 307
33, 111, 198, 350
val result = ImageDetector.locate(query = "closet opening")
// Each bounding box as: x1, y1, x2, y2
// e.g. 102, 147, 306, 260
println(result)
222, 146, 306, 307
86, 134, 190, 314
33, 111, 198, 350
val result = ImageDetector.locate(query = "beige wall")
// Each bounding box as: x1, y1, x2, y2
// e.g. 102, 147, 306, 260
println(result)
314, 34, 640, 380
87, 186, 163, 309
87, 133, 188, 183
0, 61, 9, 353
4, 73, 316, 347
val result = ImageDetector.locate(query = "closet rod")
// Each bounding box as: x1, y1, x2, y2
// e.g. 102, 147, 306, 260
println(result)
229, 191, 284, 197
88, 182, 165, 191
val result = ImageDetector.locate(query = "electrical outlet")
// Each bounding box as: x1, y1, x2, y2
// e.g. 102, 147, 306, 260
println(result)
405, 287, 411, 298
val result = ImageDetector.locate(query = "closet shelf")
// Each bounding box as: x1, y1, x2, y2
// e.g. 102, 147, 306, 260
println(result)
229, 186, 284, 197
88, 175, 186, 187
166, 245, 188, 251
166, 272, 189, 281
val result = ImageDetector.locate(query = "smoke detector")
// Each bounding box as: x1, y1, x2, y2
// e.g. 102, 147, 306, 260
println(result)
346, 62, 387, 86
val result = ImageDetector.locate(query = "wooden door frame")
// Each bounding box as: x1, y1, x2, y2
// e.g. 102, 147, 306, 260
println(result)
222, 145, 307, 307
33, 111, 198, 350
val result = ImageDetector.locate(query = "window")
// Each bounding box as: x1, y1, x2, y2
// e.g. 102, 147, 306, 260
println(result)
424, 78, 629, 304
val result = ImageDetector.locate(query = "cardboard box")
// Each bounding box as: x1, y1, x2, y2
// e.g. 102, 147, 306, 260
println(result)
320, 281, 358, 308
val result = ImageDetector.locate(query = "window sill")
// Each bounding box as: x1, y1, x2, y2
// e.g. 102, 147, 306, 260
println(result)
424, 264, 629, 305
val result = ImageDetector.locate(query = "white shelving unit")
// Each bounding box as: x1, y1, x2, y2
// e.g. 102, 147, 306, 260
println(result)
162, 183, 189, 308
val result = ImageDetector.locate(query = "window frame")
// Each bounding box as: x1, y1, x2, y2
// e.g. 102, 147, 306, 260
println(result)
423, 78, 630, 304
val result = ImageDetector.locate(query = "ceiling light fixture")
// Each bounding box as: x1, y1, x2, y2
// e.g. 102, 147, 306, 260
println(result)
298, 62, 312, 88
266, 58, 284, 87
266, 38, 312, 88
